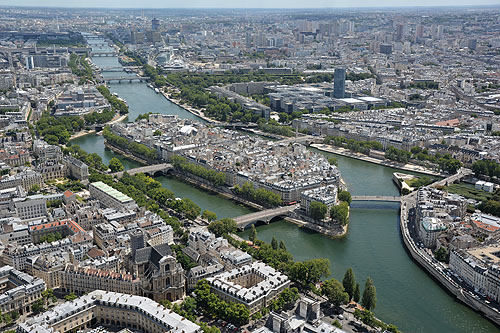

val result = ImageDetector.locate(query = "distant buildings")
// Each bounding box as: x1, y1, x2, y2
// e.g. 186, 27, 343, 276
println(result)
334, 68, 346, 99
0, 265, 46, 315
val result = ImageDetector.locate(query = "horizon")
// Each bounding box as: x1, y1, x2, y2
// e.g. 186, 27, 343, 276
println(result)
1, 0, 500, 9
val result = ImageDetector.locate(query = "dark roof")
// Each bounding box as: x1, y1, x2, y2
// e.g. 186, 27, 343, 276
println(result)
134, 243, 172, 268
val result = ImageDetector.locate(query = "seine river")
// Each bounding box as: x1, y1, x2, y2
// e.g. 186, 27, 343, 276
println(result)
71, 38, 498, 333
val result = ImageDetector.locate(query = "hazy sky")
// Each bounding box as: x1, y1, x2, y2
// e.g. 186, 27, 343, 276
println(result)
2, 0, 499, 8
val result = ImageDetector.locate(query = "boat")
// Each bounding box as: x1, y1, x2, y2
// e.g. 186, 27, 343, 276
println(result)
154, 88, 160, 94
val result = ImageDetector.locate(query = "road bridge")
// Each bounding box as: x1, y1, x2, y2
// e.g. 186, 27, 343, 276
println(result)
111, 163, 173, 178
351, 196, 401, 202
276, 135, 320, 145
91, 51, 117, 57
234, 204, 299, 230
99, 66, 141, 73
103, 76, 150, 83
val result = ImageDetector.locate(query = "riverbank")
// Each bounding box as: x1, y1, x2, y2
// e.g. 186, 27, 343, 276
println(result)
311, 143, 444, 177
400, 190, 500, 327
69, 114, 128, 140
160, 90, 218, 124
104, 141, 148, 165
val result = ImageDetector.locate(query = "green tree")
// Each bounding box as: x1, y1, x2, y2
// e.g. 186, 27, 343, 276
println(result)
361, 277, 377, 310
279, 240, 287, 251
271, 237, 279, 250
338, 190, 352, 204
32, 299, 45, 314
328, 157, 338, 166
202, 210, 217, 222
288, 258, 331, 289
249, 224, 257, 242
64, 292, 77, 302
108, 157, 124, 173
330, 202, 349, 225
354, 283, 360, 303
321, 278, 349, 307
342, 268, 356, 301
310, 201, 328, 220
208, 218, 237, 237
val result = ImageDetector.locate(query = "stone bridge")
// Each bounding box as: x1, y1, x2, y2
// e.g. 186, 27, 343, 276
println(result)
111, 163, 173, 178
103, 76, 150, 83
234, 204, 299, 230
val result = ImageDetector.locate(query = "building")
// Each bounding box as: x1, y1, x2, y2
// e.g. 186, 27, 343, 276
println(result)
0, 265, 46, 316
418, 217, 446, 248
207, 262, 290, 314
333, 68, 346, 99
0, 170, 43, 191
89, 181, 137, 211
131, 242, 186, 302
59, 265, 139, 295
15, 198, 47, 220
17, 290, 200, 333
63, 155, 89, 180
300, 185, 338, 215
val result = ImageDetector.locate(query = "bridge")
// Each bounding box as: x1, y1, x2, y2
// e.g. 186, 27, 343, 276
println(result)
99, 66, 141, 73
111, 163, 173, 178
234, 204, 299, 230
277, 135, 320, 145
351, 196, 401, 202
103, 76, 150, 83
91, 51, 117, 57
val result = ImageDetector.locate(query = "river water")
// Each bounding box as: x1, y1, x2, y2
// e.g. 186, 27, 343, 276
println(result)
72, 38, 498, 333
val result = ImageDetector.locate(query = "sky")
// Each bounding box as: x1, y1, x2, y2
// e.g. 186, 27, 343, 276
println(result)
1, 0, 499, 8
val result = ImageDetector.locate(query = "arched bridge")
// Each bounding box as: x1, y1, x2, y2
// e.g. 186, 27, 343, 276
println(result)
111, 163, 173, 178
351, 196, 401, 202
91, 51, 117, 57
234, 204, 299, 230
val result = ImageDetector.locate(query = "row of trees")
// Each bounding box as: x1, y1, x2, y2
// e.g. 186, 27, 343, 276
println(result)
323, 136, 383, 155
195, 280, 250, 326
83, 108, 115, 125
171, 155, 227, 187
472, 159, 500, 178
97, 86, 129, 115
233, 182, 282, 207
103, 127, 158, 161
257, 118, 295, 137
64, 144, 107, 171
68, 53, 93, 84
37, 110, 84, 145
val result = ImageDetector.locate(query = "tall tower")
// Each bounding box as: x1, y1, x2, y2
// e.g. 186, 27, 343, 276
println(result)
130, 231, 145, 259
334, 68, 346, 99
396, 23, 404, 42
152, 18, 160, 31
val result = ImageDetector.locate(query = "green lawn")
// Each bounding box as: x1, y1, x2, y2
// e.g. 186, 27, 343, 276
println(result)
443, 183, 493, 202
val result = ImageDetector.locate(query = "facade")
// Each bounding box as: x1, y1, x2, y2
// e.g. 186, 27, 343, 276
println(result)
418, 217, 446, 248
14, 198, 47, 220
207, 262, 290, 314
333, 68, 346, 98
0, 170, 43, 191
89, 181, 137, 211
300, 185, 338, 215
59, 265, 139, 295
63, 155, 89, 180
17, 290, 200, 333
0, 265, 46, 315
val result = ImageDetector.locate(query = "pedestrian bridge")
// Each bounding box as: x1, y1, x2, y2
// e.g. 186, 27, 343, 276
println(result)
234, 204, 299, 230
351, 196, 401, 202
111, 163, 173, 178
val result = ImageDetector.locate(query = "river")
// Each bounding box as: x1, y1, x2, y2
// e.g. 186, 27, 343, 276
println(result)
72, 37, 498, 333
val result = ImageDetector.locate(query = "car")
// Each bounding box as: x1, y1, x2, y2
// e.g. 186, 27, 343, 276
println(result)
338, 314, 345, 320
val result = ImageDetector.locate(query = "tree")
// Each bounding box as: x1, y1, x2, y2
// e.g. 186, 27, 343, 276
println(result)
108, 157, 124, 173
435, 247, 449, 263
310, 201, 328, 220
361, 277, 377, 310
249, 224, 257, 242
330, 202, 349, 225
208, 218, 237, 237
64, 292, 77, 302
288, 258, 330, 289
202, 210, 217, 222
29, 184, 41, 194
354, 283, 360, 303
338, 190, 352, 204
321, 278, 349, 307
279, 240, 287, 251
32, 299, 45, 314
271, 237, 278, 250
342, 268, 356, 301
328, 157, 338, 166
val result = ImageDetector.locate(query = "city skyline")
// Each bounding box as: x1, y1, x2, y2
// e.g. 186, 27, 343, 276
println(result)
2, 0, 500, 8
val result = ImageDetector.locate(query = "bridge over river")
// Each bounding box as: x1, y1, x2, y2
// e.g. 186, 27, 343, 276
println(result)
111, 163, 173, 178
